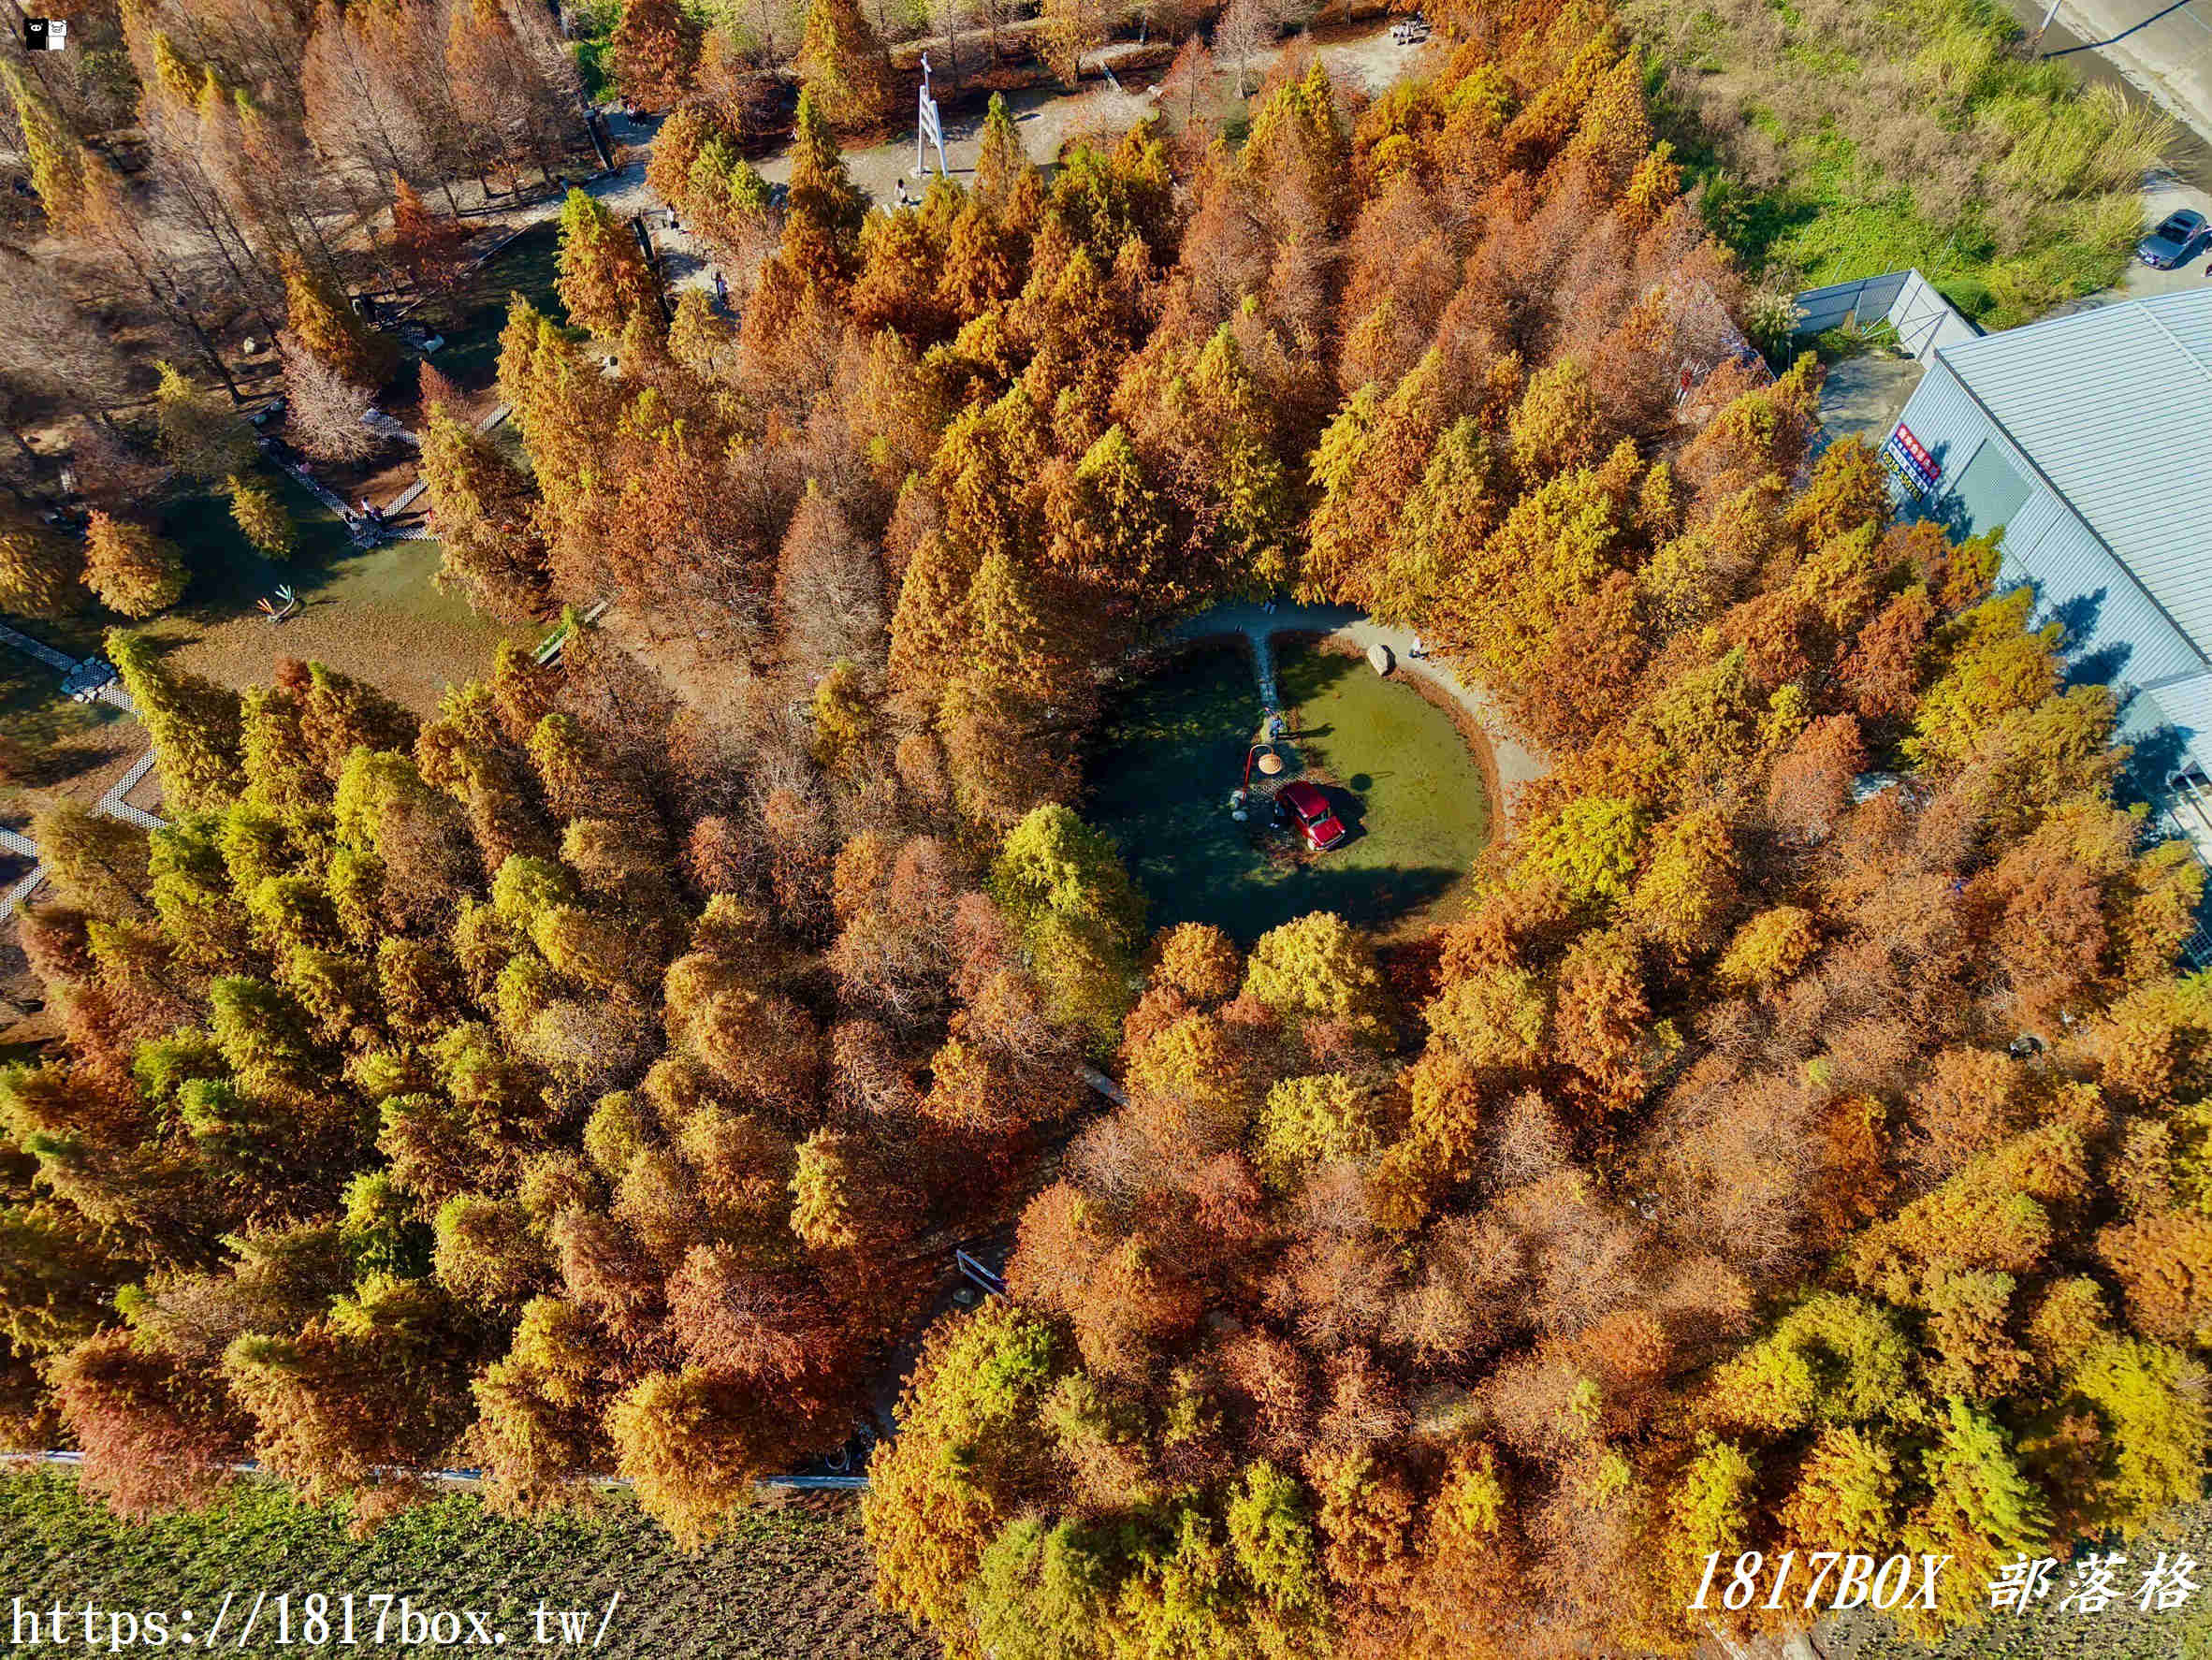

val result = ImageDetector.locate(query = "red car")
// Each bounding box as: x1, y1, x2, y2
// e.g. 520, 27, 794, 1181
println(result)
1275, 780, 1347, 851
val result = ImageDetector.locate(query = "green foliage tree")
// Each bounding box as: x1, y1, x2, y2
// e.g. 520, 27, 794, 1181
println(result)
226, 474, 296, 559
1256, 1072, 1380, 1187
1906, 588, 2060, 771
0, 520, 82, 619
109, 629, 245, 812
556, 189, 662, 339
864, 1303, 1064, 1644
973, 94, 1034, 209
32, 804, 152, 925
153, 364, 256, 484
1243, 912, 1390, 1041
1528, 796, 1644, 909
810, 660, 876, 772
990, 805, 1145, 1040
283, 262, 398, 388
419, 410, 549, 619
968, 1516, 1119, 1660
5, 64, 89, 230
781, 91, 868, 284
1148, 922, 1243, 1006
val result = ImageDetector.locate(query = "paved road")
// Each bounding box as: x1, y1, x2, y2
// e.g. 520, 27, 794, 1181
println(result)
2001, 0, 2212, 318
2037, 0, 2212, 149
2034, 173, 2212, 324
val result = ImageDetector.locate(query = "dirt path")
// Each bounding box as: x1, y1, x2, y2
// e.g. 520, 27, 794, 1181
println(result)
753, 20, 1419, 207
1171, 601, 1549, 816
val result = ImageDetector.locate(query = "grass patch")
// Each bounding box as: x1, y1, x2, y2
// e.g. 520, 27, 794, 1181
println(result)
1273, 640, 1492, 933
3, 601, 116, 663
1809, 317, 1903, 360
0, 647, 134, 808
140, 469, 524, 716
1637, 0, 2166, 326
158, 472, 359, 594
1825, 1497, 2212, 1658
1086, 638, 1491, 944
0, 1465, 933, 1659
431, 221, 567, 395
0, 470, 366, 813
0, 464, 517, 817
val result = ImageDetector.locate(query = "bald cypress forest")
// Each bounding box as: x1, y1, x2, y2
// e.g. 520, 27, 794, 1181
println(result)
4, 0, 2209, 1655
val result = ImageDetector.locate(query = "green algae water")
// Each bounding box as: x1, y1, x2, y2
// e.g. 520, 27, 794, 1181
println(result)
1088, 636, 1491, 943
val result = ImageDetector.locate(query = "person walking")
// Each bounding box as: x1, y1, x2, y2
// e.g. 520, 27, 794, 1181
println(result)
713, 269, 728, 309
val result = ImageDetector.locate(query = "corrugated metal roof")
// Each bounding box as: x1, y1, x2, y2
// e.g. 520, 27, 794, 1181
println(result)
1933, 290, 2212, 660
2146, 674, 2212, 745
1896, 364, 2205, 687
2139, 674, 2212, 783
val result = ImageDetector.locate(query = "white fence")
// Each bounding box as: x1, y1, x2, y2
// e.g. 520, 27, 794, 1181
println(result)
1793, 269, 1982, 361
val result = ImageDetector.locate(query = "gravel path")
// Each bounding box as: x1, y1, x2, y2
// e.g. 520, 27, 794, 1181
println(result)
1171, 601, 1549, 813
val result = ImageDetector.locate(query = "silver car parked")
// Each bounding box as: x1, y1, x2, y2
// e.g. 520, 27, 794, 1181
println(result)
2138, 209, 2210, 269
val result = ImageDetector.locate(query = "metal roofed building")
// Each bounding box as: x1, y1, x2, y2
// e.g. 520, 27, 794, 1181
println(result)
1880, 287, 2212, 848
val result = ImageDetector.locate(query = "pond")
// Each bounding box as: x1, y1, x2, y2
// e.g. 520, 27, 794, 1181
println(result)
1087, 634, 1492, 943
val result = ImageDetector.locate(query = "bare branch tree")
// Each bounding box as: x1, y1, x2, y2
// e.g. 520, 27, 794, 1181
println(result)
1158, 33, 1218, 130
279, 335, 380, 464
0, 247, 138, 426
924, 0, 968, 89
448, 0, 588, 191
1215, 0, 1273, 95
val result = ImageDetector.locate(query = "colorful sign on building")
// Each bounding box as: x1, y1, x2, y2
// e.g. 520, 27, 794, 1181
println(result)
1884, 421, 1942, 497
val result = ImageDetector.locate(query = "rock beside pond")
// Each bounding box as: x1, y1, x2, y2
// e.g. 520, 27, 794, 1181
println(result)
1367, 642, 1394, 676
